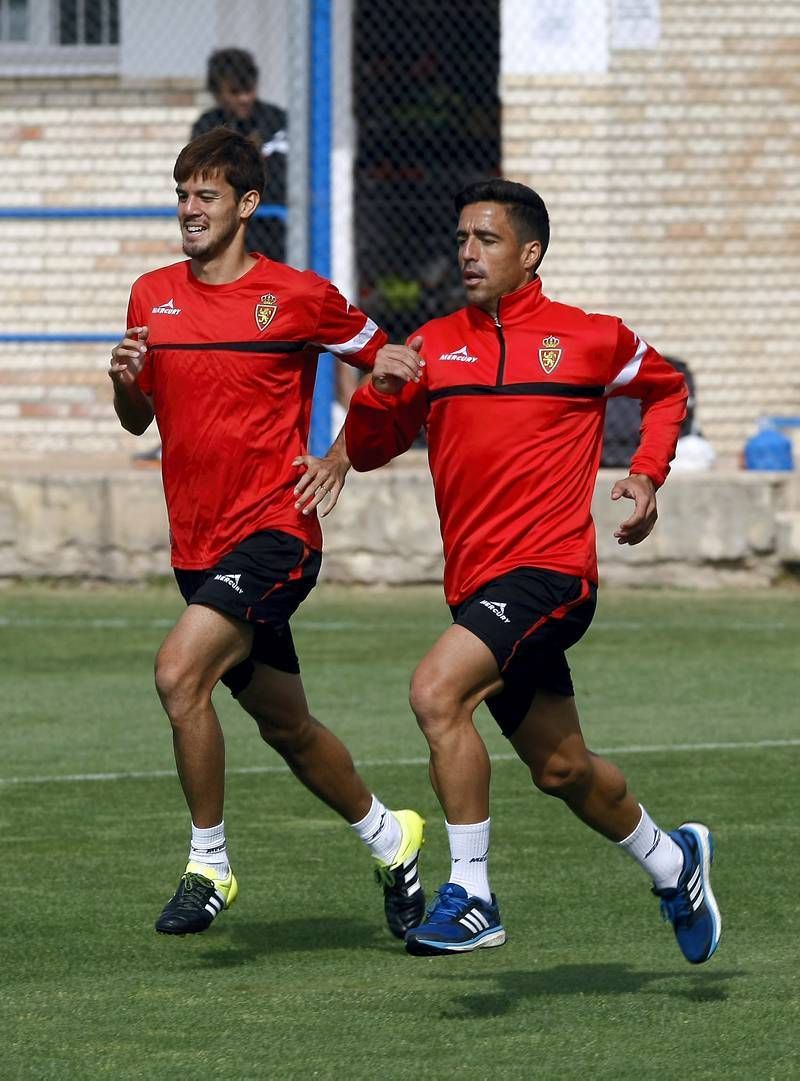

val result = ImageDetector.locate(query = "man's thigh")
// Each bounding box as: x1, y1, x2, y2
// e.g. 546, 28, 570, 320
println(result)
451, 567, 597, 738
412, 623, 504, 715
157, 602, 253, 691
174, 530, 322, 693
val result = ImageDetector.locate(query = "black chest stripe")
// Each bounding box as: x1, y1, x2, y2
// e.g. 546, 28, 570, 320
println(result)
151, 340, 310, 354
429, 382, 606, 402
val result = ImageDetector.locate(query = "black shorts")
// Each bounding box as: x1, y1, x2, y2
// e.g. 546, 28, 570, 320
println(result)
451, 567, 597, 738
174, 529, 322, 695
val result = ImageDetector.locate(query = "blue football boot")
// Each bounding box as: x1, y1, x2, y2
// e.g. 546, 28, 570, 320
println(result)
653, 822, 721, 964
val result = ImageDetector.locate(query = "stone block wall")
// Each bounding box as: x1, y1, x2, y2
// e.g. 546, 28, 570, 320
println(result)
1, 461, 798, 588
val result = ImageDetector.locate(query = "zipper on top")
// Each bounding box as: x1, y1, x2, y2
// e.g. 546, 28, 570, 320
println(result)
494, 315, 506, 386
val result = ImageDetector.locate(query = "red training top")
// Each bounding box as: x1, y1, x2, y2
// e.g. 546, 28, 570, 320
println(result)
345, 277, 687, 605
129, 254, 386, 569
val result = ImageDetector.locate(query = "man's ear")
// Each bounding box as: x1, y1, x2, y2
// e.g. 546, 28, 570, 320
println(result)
240, 189, 261, 222
523, 239, 542, 271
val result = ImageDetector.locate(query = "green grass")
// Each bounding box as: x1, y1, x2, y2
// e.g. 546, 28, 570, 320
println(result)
1, 583, 799, 1080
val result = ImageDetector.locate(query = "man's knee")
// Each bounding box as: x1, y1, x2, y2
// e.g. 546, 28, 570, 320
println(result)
154, 646, 182, 705
154, 646, 208, 720
531, 750, 594, 799
409, 667, 463, 739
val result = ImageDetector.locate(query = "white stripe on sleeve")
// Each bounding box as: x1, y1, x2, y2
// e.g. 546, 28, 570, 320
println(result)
604, 335, 648, 395
317, 316, 380, 356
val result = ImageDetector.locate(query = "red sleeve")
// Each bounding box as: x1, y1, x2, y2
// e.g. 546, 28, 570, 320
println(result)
344, 376, 428, 471
310, 282, 388, 370
606, 323, 688, 488
126, 287, 154, 396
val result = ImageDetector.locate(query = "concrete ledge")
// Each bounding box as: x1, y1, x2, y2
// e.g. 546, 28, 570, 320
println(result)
593, 471, 799, 587
1, 458, 799, 587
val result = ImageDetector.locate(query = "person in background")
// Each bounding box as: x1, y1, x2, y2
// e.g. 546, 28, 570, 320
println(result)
192, 46, 287, 262
602, 356, 697, 469
134, 48, 288, 469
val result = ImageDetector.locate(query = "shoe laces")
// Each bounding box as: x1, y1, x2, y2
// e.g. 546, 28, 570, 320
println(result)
374, 864, 396, 889
427, 885, 468, 922
658, 888, 692, 927
171, 871, 214, 911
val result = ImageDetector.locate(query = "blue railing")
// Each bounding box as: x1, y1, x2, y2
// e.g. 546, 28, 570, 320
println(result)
0, 196, 337, 450
0, 203, 286, 345
0, 333, 118, 343
0, 205, 286, 220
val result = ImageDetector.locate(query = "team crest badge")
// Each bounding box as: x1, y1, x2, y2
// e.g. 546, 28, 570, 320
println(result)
255, 293, 278, 332
538, 335, 562, 374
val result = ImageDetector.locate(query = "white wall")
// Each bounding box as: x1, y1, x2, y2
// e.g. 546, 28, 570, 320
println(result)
120, 0, 289, 105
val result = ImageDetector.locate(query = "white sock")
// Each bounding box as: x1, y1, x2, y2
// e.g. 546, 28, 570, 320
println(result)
188, 821, 230, 879
617, 804, 684, 889
447, 818, 492, 904
351, 796, 402, 864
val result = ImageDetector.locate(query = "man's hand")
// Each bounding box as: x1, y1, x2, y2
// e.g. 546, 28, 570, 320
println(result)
293, 451, 349, 518
109, 326, 149, 387
372, 336, 425, 395
611, 473, 658, 545
108, 326, 154, 435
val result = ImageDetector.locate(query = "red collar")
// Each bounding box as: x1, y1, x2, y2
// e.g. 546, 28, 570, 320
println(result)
466, 276, 548, 328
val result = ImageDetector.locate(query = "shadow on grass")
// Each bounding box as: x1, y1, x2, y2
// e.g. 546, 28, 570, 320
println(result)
190, 917, 396, 967
431, 963, 742, 1018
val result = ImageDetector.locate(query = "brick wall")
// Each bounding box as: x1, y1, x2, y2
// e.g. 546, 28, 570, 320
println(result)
0, 78, 200, 457
1, 2, 799, 460
503, 0, 800, 459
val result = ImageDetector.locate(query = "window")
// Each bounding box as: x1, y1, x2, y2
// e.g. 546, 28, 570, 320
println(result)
0, 0, 119, 73
1, 0, 118, 44
0, 0, 30, 41
58, 0, 119, 46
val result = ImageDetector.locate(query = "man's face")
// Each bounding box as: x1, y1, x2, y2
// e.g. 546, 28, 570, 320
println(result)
456, 202, 541, 315
176, 171, 244, 262
215, 80, 257, 121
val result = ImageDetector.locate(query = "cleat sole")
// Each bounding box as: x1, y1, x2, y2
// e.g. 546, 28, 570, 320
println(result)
406, 927, 507, 956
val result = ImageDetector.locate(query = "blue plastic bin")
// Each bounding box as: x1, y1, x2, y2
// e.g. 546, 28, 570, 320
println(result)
743, 420, 794, 471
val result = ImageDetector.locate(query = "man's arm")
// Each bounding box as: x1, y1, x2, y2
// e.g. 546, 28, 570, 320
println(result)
292, 336, 426, 512
345, 339, 428, 472
108, 326, 155, 436
309, 281, 389, 371
628, 361, 688, 490
606, 330, 688, 545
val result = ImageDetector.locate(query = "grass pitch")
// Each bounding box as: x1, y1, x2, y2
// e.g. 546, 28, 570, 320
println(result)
1, 583, 798, 1080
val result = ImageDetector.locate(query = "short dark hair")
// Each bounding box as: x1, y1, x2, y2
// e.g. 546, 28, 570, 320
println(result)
207, 48, 259, 95
454, 179, 550, 261
173, 128, 265, 202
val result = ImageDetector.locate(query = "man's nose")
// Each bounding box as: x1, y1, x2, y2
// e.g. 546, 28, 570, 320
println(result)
461, 237, 479, 261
